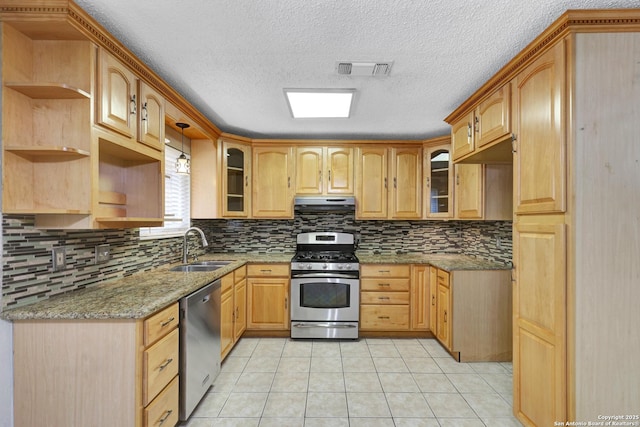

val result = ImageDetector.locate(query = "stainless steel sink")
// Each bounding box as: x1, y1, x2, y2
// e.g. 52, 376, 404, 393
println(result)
190, 260, 233, 267
170, 262, 230, 272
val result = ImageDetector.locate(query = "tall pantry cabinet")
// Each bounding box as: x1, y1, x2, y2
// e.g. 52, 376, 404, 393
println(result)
448, 10, 640, 426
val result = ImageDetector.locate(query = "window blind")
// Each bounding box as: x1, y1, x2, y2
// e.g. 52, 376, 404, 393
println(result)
140, 145, 190, 239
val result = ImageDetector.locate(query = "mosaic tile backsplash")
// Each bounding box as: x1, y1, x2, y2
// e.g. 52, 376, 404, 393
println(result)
2, 213, 511, 309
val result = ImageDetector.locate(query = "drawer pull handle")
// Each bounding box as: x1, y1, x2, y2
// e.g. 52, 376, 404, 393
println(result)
378, 296, 390, 300
378, 316, 390, 319
158, 358, 174, 371
160, 317, 175, 327
158, 409, 173, 425
378, 270, 390, 273
378, 283, 390, 287
260, 269, 272, 273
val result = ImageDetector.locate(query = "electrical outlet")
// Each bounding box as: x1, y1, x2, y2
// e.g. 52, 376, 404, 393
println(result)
52, 247, 66, 271
95, 244, 111, 264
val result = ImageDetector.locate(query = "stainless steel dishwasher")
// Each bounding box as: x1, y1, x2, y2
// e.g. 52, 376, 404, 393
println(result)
179, 279, 221, 421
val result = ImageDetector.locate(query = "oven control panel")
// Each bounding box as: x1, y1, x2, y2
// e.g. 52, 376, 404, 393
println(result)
291, 262, 359, 272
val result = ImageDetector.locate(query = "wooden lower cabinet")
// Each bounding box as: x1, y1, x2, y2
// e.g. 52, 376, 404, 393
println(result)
513, 219, 566, 426
247, 263, 290, 330
359, 264, 436, 333
220, 275, 235, 359
433, 268, 512, 362
359, 264, 411, 331
411, 265, 430, 331
12, 303, 180, 427
144, 376, 179, 427
221, 266, 248, 360
428, 267, 438, 334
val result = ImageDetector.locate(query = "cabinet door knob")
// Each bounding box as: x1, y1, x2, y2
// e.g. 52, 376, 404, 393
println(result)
467, 122, 472, 140
328, 170, 331, 181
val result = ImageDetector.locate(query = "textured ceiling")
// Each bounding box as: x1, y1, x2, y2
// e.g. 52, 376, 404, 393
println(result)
76, 0, 640, 140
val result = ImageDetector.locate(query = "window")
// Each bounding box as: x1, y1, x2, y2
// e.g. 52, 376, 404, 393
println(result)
140, 146, 190, 239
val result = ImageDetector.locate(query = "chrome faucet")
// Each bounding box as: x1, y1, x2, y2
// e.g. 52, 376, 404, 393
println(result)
182, 227, 209, 263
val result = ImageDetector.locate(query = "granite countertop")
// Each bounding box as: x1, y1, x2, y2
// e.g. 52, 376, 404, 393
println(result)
1, 252, 510, 321
357, 253, 512, 271
0, 253, 292, 321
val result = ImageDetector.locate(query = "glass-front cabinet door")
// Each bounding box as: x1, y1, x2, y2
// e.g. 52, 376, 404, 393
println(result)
221, 140, 251, 217
424, 143, 453, 218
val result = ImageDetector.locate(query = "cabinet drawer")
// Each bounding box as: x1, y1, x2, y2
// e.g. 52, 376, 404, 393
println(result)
360, 305, 410, 330
247, 263, 289, 277
144, 328, 179, 406
361, 264, 411, 278
234, 265, 247, 283
144, 303, 179, 347
361, 278, 410, 292
361, 291, 409, 305
144, 376, 179, 427
437, 269, 450, 288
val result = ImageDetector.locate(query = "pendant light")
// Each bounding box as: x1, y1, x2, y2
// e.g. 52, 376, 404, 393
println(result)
175, 122, 190, 175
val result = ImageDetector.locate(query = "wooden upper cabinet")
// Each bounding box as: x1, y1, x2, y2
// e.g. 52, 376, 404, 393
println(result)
97, 49, 137, 138
356, 146, 421, 219
221, 140, 251, 217
326, 147, 354, 194
513, 41, 566, 214
476, 83, 511, 148
389, 147, 422, 219
137, 80, 164, 151
356, 147, 388, 219
252, 146, 294, 218
98, 49, 166, 154
424, 142, 453, 219
295, 147, 323, 194
295, 146, 354, 195
454, 163, 512, 221
449, 84, 511, 162
451, 111, 475, 160
455, 164, 483, 219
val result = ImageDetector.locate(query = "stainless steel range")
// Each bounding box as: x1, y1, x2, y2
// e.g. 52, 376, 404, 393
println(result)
290, 232, 360, 339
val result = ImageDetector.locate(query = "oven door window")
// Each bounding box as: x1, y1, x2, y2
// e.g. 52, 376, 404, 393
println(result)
300, 282, 350, 309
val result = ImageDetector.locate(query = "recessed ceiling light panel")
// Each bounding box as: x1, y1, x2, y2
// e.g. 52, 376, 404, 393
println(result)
284, 89, 355, 119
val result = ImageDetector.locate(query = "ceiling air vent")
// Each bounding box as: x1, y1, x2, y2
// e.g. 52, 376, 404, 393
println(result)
336, 61, 393, 76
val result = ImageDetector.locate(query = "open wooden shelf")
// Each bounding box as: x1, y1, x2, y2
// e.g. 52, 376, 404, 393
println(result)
5, 208, 91, 215
5, 82, 90, 99
4, 146, 90, 159
95, 217, 164, 228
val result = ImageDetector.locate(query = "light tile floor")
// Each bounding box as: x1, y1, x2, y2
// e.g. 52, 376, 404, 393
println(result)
179, 337, 523, 427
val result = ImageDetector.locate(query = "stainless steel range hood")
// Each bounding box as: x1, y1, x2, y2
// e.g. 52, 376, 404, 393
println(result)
294, 196, 356, 212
